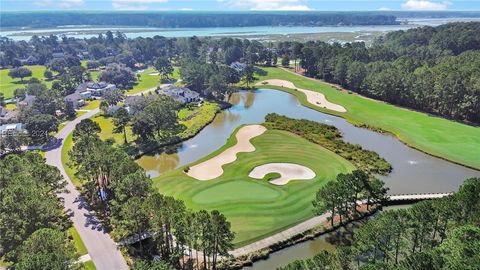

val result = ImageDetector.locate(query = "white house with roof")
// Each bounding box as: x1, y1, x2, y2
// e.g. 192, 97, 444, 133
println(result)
87, 82, 116, 96
0, 123, 24, 137
160, 86, 201, 104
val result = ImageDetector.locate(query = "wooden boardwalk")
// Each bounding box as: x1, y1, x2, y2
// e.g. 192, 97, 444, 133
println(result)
388, 192, 453, 202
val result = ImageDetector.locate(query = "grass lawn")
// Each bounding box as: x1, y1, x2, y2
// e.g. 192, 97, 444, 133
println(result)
62, 133, 82, 187
126, 66, 180, 95
179, 102, 221, 138
83, 100, 101, 110
256, 67, 480, 170
5, 103, 16, 110
68, 227, 88, 256
82, 260, 96, 270
153, 127, 354, 247
0, 65, 52, 99
92, 113, 135, 145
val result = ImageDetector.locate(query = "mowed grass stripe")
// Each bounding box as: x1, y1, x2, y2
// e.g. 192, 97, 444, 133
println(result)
256, 67, 480, 170
153, 129, 354, 246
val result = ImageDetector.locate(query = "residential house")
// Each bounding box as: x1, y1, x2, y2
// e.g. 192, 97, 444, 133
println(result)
0, 123, 24, 137
160, 86, 201, 104
19, 55, 38, 66
230, 61, 246, 73
0, 107, 19, 123
17, 95, 36, 110
65, 92, 86, 109
86, 82, 116, 96
52, 52, 65, 59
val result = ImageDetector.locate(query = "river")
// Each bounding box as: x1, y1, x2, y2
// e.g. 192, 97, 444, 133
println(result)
137, 89, 480, 194
4, 17, 480, 41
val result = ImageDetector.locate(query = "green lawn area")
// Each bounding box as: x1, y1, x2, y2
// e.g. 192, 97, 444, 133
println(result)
92, 113, 135, 145
62, 133, 82, 187
5, 103, 16, 110
126, 66, 180, 95
0, 65, 52, 99
153, 127, 354, 247
256, 67, 480, 170
82, 260, 96, 270
68, 227, 88, 256
179, 102, 221, 138
83, 100, 101, 110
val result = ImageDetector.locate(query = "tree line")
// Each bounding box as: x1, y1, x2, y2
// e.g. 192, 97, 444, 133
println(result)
0, 153, 79, 269
69, 119, 235, 269
312, 170, 389, 227
279, 177, 480, 270
0, 12, 398, 28
276, 22, 480, 124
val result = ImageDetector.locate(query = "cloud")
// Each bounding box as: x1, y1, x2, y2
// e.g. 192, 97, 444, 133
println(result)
112, 0, 168, 10
221, 0, 312, 11
378, 7, 391, 11
401, 0, 451, 10
35, 0, 85, 9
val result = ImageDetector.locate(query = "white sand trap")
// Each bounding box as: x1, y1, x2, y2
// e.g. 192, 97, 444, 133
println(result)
249, 163, 316, 185
149, 72, 160, 76
186, 125, 267, 180
257, 79, 347, 112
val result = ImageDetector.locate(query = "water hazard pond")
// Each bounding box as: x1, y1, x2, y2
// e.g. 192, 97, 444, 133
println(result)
137, 89, 480, 194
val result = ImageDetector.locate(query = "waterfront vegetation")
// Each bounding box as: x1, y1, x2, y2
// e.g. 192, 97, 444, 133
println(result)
153, 122, 359, 246
279, 177, 480, 270
256, 67, 480, 170
264, 114, 391, 175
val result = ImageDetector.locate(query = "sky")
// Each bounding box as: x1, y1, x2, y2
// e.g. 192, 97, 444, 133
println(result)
0, 0, 479, 12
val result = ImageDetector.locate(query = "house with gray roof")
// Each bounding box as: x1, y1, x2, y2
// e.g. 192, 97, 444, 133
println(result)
230, 61, 246, 73
17, 95, 36, 110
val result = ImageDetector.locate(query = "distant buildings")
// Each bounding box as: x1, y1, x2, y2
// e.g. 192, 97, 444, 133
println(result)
160, 86, 201, 104
18, 56, 38, 66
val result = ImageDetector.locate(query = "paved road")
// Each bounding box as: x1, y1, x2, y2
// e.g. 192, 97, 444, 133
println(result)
45, 108, 129, 270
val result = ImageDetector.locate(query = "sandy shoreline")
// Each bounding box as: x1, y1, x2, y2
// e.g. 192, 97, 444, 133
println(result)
257, 79, 347, 112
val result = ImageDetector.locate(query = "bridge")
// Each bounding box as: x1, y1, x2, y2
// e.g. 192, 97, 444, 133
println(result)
387, 192, 453, 203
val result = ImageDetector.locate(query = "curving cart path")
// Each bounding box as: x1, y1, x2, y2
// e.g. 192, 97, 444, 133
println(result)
45, 109, 129, 270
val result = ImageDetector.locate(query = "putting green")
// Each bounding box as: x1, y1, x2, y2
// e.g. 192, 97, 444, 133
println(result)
153, 128, 355, 247
256, 67, 480, 170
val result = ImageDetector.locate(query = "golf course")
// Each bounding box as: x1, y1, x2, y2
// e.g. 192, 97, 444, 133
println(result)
153, 125, 355, 247
256, 67, 480, 170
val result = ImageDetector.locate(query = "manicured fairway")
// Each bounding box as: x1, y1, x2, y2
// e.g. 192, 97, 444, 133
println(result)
256, 67, 480, 170
153, 128, 354, 247
0, 65, 50, 98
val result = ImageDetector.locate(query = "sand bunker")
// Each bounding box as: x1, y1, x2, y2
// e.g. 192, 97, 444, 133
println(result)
249, 163, 316, 185
149, 72, 160, 76
186, 125, 267, 180
257, 79, 347, 112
